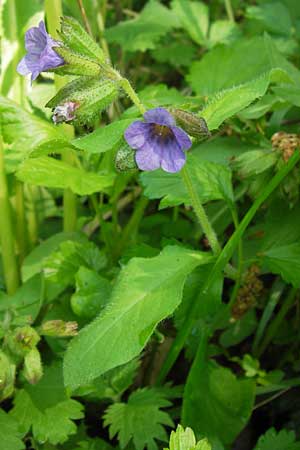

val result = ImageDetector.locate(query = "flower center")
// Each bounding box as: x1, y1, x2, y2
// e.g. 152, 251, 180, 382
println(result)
153, 124, 173, 140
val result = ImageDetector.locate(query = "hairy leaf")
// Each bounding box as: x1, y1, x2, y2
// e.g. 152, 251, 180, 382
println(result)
64, 246, 212, 388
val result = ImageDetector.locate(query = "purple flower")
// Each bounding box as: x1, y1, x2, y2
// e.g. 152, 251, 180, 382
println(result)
124, 107, 192, 173
17, 21, 64, 81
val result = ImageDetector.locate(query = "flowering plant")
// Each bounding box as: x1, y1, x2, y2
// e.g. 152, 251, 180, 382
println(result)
1, 1, 300, 450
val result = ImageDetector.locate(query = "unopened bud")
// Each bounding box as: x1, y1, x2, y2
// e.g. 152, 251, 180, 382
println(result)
115, 143, 138, 172
23, 347, 43, 384
52, 101, 78, 124
39, 320, 78, 337
6, 326, 40, 357
0, 351, 15, 401
169, 109, 211, 141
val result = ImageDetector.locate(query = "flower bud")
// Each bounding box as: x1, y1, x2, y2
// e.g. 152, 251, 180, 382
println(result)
169, 109, 211, 141
115, 143, 138, 172
52, 101, 79, 124
0, 351, 16, 401
23, 347, 43, 384
6, 326, 40, 357
39, 320, 78, 337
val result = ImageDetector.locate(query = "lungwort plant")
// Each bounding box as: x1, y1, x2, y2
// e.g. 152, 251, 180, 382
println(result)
1, 0, 300, 449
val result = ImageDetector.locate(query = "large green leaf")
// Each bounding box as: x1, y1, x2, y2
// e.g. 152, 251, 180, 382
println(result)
0, 409, 24, 450
200, 72, 284, 130
140, 150, 234, 209
72, 119, 133, 154
262, 243, 300, 287
105, 0, 178, 52
182, 333, 255, 445
21, 232, 86, 282
171, 0, 209, 45
71, 267, 111, 320
246, 2, 292, 37
64, 246, 212, 388
187, 35, 298, 95
16, 157, 115, 195
0, 96, 68, 156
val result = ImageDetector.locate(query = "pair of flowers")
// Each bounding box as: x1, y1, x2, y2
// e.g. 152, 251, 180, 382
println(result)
17, 21, 192, 173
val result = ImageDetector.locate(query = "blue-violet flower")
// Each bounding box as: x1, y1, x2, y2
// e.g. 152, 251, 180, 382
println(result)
124, 107, 192, 173
17, 21, 64, 81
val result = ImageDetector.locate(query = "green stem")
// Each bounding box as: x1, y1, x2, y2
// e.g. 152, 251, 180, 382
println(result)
15, 181, 27, 262
118, 78, 146, 115
181, 165, 221, 255
114, 195, 149, 259
252, 278, 285, 355
224, 0, 235, 22
256, 286, 297, 358
45, 0, 77, 232
156, 150, 300, 384
0, 135, 20, 294
26, 185, 39, 249
226, 206, 243, 311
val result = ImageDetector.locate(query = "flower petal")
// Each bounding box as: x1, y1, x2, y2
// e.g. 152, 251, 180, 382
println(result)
40, 45, 64, 71
161, 140, 186, 173
38, 21, 48, 36
135, 139, 162, 171
144, 107, 175, 126
124, 121, 150, 149
17, 57, 31, 76
25, 25, 46, 54
171, 126, 192, 150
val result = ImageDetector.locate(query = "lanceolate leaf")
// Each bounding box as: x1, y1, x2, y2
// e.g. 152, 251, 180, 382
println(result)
64, 246, 213, 389
16, 156, 115, 195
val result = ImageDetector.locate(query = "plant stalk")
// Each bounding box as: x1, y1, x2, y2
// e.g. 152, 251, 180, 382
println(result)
181, 165, 221, 255
256, 286, 297, 358
0, 135, 20, 294
45, 0, 77, 232
224, 0, 235, 22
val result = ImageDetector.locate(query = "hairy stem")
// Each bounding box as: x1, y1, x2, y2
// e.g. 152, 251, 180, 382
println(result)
0, 135, 20, 294
118, 78, 146, 115
181, 165, 221, 255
